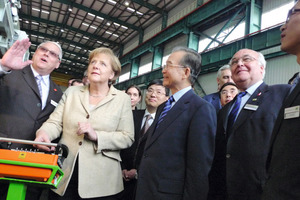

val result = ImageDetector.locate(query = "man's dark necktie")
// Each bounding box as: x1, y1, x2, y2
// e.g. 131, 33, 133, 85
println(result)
140, 114, 152, 135
157, 95, 175, 126
227, 92, 247, 131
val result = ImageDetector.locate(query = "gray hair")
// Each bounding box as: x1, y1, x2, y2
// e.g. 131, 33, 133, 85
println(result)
217, 64, 230, 78
171, 46, 201, 85
37, 41, 63, 61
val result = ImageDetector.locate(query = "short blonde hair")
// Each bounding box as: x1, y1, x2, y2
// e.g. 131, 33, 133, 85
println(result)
88, 47, 121, 84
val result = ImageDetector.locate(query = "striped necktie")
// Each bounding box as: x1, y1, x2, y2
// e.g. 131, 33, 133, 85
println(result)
35, 75, 43, 98
140, 114, 152, 135
227, 92, 247, 131
157, 95, 175, 126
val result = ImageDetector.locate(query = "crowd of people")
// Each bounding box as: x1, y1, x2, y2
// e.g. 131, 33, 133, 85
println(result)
0, 1, 300, 200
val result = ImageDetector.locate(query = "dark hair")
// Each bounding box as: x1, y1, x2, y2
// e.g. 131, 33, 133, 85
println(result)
71, 79, 83, 86
125, 85, 141, 97
219, 82, 238, 97
172, 46, 202, 85
147, 79, 169, 96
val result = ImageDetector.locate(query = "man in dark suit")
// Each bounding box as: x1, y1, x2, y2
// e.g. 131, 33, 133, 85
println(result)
135, 47, 217, 200
208, 49, 291, 200
0, 39, 63, 199
262, 1, 300, 199
121, 79, 169, 200
203, 64, 233, 112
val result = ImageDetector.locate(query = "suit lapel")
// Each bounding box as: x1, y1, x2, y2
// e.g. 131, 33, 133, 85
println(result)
231, 83, 268, 133
270, 81, 300, 144
22, 66, 40, 98
144, 90, 192, 150
220, 100, 234, 132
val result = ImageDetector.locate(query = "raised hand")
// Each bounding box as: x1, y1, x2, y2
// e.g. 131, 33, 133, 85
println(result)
1, 38, 33, 71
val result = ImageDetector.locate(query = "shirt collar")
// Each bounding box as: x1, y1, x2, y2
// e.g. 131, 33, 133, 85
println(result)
31, 65, 50, 81
144, 109, 155, 119
245, 80, 263, 96
172, 86, 192, 103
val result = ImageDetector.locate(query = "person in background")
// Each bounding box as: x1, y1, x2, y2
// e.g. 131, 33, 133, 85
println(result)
0, 39, 63, 200
262, 1, 300, 199
70, 78, 84, 86
203, 64, 234, 112
135, 46, 216, 200
34, 47, 134, 200
82, 69, 89, 85
121, 79, 169, 200
126, 85, 142, 110
219, 82, 239, 107
208, 49, 291, 200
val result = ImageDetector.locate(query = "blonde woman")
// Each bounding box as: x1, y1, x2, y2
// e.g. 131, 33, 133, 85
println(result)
34, 47, 134, 200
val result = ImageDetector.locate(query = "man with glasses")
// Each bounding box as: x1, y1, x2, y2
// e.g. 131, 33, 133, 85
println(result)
219, 82, 239, 107
208, 49, 290, 200
0, 40, 63, 199
263, 1, 300, 199
121, 79, 169, 200
135, 46, 217, 200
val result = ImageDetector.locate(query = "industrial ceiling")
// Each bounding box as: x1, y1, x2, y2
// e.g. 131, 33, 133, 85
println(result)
19, 0, 183, 81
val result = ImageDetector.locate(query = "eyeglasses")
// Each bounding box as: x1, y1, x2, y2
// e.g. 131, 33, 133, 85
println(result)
38, 46, 60, 60
220, 89, 238, 96
146, 88, 166, 96
286, 8, 300, 23
162, 63, 186, 70
230, 55, 256, 67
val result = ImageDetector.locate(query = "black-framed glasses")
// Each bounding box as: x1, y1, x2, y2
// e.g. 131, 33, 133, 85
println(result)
286, 8, 300, 23
38, 46, 60, 60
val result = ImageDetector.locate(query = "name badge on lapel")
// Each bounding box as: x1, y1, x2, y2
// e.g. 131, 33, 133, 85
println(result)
51, 100, 58, 107
284, 105, 300, 119
244, 104, 258, 111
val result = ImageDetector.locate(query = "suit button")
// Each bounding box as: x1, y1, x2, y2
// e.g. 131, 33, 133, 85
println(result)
79, 141, 82, 145
143, 154, 148, 158
37, 103, 41, 107
86, 115, 89, 119
226, 154, 231, 158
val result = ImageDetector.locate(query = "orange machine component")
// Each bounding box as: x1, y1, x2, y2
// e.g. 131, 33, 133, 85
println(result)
0, 149, 58, 182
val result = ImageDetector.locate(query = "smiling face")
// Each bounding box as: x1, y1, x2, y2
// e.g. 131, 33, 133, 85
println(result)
230, 49, 264, 91
280, 1, 300, 60
87, 53, 115, 85
145, 84, 168, 112
32, 42, 61, 75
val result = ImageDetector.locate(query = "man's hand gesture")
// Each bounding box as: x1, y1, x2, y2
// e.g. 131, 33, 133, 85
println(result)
1, 38, 33, 71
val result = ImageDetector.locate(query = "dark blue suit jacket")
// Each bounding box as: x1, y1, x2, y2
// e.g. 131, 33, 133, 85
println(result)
203, 92, 222, 113
263, 81, 300, 200
136, 89, 216, 200
208, 83, 291, 200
